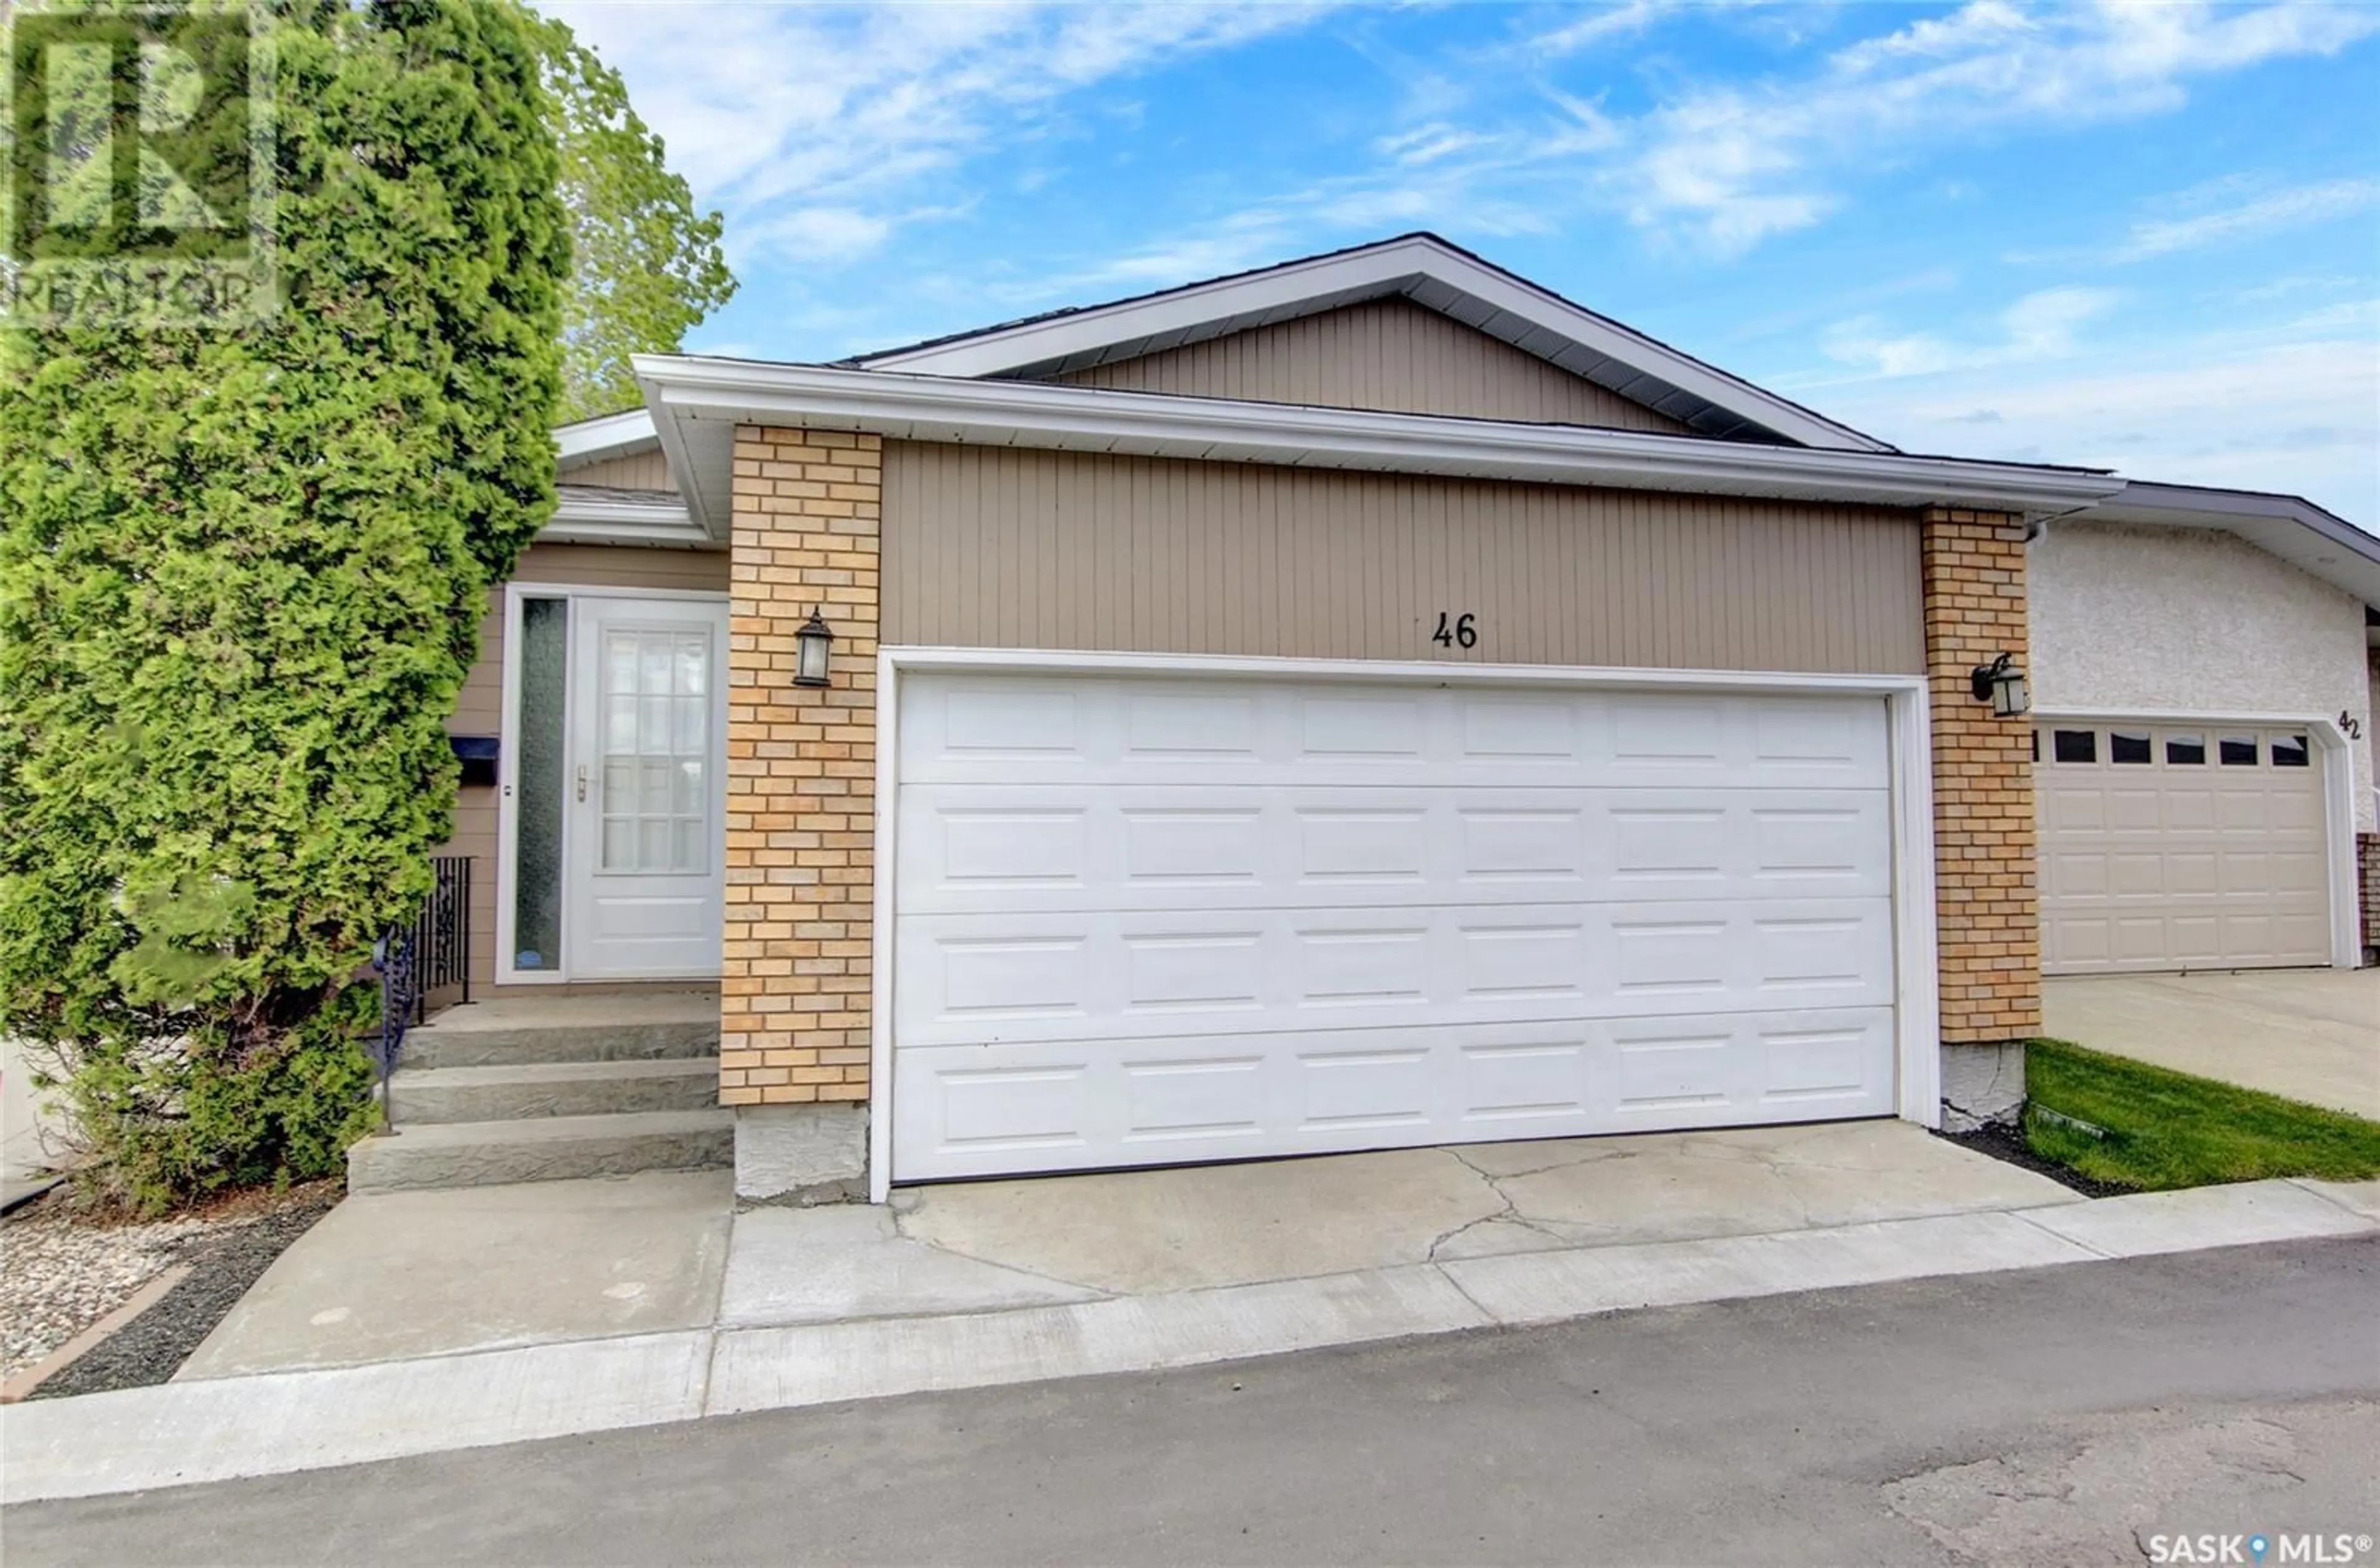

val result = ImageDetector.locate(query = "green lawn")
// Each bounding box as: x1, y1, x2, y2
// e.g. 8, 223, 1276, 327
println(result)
2024, 1037, 2380, 1192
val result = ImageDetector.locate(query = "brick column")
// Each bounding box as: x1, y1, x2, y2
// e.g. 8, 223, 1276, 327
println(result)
721, 426, 881, 1200
2358, 834, 2379, 966
1921, 507, 2040, 1127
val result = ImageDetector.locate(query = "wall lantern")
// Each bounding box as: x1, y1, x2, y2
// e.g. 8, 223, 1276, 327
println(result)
793, 608, 835, 688
1969, 652, 2030, 718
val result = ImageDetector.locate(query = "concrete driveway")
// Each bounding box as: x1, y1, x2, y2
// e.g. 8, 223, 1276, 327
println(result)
2042, 969, 2380, 1119
177, 1121, 2079, 1378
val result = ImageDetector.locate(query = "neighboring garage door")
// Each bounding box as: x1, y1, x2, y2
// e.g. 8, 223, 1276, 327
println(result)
2037, 721, 2330, 976
889, 671, 1902, 1183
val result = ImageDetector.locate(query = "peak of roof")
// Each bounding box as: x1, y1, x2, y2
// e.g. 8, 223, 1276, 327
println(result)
837, 231, 1451, 367
844, 232, 1893, 454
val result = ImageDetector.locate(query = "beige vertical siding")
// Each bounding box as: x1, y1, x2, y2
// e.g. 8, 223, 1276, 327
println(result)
437, 542, 730, 990
564, 450, 677, 491
881, 444, 1923, 675
1051, 297, 1693, 432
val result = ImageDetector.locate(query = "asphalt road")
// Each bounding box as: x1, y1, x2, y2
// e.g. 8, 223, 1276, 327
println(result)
9, 1238, 2378, 1567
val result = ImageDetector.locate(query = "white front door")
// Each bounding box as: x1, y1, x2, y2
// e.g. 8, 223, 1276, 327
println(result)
889, 671, 1901, 1183
561, 596, 729, 979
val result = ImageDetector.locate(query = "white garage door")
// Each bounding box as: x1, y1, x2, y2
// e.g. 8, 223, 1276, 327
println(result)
890, 672, 1902, 1183
2037, 721, 2330, 976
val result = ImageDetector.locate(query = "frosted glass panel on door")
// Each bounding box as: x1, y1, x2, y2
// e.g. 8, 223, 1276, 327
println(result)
511, 597, 568, 968
598, 627, 711, 874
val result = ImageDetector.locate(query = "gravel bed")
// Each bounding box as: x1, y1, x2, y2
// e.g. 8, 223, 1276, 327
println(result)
1935, 1122, 2131, 1199
1, 1181, 340, 1394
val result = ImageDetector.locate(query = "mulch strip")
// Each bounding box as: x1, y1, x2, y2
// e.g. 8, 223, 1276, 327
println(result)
1934, 1122, 2131, 1199
27, 1183, 342, 1400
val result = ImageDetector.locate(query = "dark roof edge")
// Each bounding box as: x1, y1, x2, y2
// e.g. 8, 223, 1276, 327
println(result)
839, 231, 1891, 454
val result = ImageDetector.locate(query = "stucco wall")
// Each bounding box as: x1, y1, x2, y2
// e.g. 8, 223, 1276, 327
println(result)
2029, 522, 2374, 832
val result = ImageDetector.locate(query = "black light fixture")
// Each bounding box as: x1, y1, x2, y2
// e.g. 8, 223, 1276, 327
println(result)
1969, 652, 2029, 717
793, 608, 835, 688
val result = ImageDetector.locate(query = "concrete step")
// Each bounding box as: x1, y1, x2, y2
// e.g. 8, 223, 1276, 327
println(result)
389, 1058, 720, 1125
347, 1109, 733, 1192
400, 992, 719, 1070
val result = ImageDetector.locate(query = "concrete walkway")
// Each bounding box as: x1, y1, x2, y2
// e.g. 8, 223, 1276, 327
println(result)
178, 1171, 733, 1378
6, 1120, 2378, 1502
2043, 969, 2380, 1119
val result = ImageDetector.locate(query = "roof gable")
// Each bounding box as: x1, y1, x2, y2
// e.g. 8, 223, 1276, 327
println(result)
849, 233, 1889, 452
1051, 296, 1693, 433
2085, 482, 2380, 612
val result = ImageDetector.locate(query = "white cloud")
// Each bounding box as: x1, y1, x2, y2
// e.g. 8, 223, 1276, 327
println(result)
1605, 1, 2380, 253
536, 1, 1339, 266
1059, 0, 2380, 276
2001, 285, 2122, 356
1521, 0, 1665, 58
1820, 286, 2120, 377
1375, 123, 1498, 165
2112, 178, 2380, 261
1812, 311, 2380, 528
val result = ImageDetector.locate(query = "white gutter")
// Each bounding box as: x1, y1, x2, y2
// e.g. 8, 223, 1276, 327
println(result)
634, 355, 2128, 533
542, 488, 710, 549
555, 408, 660, 466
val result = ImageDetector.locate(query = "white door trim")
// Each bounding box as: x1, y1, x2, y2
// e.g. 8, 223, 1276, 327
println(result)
2032, 706, 2359, 971
493, 581, 732, 986
866, 646, 1942, 1203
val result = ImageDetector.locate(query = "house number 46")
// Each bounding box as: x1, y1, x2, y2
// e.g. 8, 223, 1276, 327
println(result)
1432, 611, 1478, 650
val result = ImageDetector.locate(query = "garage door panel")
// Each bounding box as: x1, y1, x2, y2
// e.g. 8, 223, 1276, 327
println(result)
899, 785, 1890, 912
2104, 790, 2164, 832
892, 671, 1902, 1182
890, 1009, 1897, 1182
894, 898, 1894, 1047
2047, 849, 2109, 898
2037, 720, 2329, 974
2268, 911, 2332, 960
2048, 913, 2112, 965
2159, 788, 2218, 832
2215, 788, 2275, 832
2269, 791, 2324, 832
901, 678, 1888, 790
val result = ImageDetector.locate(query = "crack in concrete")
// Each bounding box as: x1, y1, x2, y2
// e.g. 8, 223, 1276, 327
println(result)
1425, 1148, 1572, 1262
1451, 1144, 1644, 1180
885, 1207, 1120, 1299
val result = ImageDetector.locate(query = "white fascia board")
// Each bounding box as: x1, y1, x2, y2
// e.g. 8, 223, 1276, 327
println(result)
635, 355, 2126, 526
541, 491, 712, 549
555, 408, 661, 467
848, 235, 1890, 454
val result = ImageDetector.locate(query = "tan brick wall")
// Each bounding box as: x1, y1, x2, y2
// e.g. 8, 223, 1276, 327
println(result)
720, 427, 882, 1107
1923, 508, 2042, 1041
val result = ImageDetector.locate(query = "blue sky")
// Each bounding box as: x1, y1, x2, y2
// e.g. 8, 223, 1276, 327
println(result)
548, 1, 2380, 528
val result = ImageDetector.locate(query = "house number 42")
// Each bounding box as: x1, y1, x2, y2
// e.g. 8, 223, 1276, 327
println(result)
1432, 611, 1478, 650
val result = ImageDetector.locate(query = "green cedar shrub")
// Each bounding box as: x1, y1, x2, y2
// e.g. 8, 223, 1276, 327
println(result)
0, 0, 568, 1215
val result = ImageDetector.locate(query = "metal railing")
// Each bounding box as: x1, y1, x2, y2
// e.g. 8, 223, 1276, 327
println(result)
369, 855, 472, 1130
